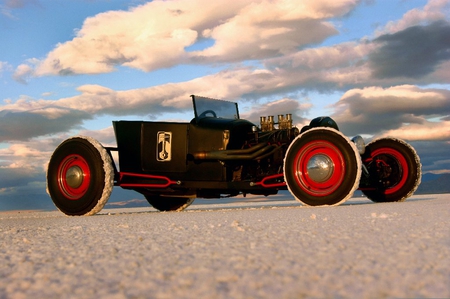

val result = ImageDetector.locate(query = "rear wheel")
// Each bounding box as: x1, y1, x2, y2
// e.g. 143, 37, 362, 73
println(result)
283, 128, 361, 206
47, 136, 114, 216
361, 138, 421, 202
145, 195, 194, 212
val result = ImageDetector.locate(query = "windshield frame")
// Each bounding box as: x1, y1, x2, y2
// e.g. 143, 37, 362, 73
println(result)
191, 95, 240, 121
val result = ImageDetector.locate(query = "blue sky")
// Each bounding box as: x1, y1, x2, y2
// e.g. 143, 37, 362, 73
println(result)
1, 0, 449, 210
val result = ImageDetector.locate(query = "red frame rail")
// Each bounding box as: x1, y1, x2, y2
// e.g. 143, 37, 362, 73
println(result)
251, 173, 286, 188
116, 172, 179, 188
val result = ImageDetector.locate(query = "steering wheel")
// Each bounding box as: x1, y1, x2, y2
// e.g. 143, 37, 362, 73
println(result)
198, 110, 217, 118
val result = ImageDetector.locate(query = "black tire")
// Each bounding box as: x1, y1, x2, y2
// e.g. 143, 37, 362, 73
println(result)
47, 136, 114, 216
361, 138, 421, 202
283, 127, 361, 206
145, 195, 194, 212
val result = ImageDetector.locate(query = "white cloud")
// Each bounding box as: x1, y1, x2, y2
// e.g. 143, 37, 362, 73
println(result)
34, 1, 250, 75
77, 127, 116, 147
12, 63, 34, 83
1, 0, 41, 20
0, 138, 53, 171
2, 67, 282, 122
265, 41, 375, 85
338, 85, 449, 114
0, 61, 7, 73
4, 0, 39, 9
0, 62, 326, 143
0, 68, 278, 141
240, 97, 312, 126
331, 85, 450, 138
378, 0, 450, 35
193, 0, 358, 61
3, 46, 450, 141
379, 120, 450, 141
33, 0, 358, 76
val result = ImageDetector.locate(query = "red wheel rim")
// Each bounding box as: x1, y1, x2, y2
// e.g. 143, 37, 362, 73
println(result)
370, 147, 408, 194
292, 140, 345, 196
57, 154, 91, 200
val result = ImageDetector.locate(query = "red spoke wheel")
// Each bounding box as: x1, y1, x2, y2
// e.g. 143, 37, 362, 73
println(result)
47, 136, 114, 216
361, 138, 421, 202
284, 128, 361, 206
145, 195, 195, 212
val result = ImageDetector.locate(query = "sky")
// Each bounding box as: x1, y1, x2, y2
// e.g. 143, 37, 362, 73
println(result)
0, 0, 449, 210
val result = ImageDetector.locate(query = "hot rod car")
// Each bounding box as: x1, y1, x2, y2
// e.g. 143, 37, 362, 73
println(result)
47, 95, 421, 216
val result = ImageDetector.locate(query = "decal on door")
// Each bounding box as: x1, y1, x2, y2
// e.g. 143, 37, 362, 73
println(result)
157, 131, 172, 162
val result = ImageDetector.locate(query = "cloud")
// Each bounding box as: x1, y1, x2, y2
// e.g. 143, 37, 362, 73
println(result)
0, 137, 55, 208
0, 61, 320, 144
264, 41, 376, 91
378, 120, 450, 141
0, 108, 91, 142
0, 67, 287, 141
369, 21, 450, 79
262, 19, 450, 90
1, 0, 41, 18
331, 85, 450, 139
33, 0, 358, 76
240, 97, 312, 126
379, 0, 450, 35
0, 127, 115, 174
52, 69, 273, 116
0, 138, 54, 187
410, 140, 450, 173
0, 61, 11, 75
12, 63, 34, 83
3, 17, 450, 142
4, 0, 39, 9
3, 35, 450, 141
192, 0, 359, 62
77, 126, 116, 146
33, 1, 247, 75
0, 124, 119, 197
12, 1, 450, 95
0, 167, 42, 188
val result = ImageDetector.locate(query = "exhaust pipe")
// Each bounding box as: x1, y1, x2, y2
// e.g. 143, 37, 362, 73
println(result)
193, 143, 277, 160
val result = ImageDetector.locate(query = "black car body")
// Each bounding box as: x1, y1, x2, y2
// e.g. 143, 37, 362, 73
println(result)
47, 95, 422, 215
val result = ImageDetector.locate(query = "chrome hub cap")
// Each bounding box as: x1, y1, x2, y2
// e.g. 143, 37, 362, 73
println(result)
306, 154, 334, 183
65, 166, 84, 189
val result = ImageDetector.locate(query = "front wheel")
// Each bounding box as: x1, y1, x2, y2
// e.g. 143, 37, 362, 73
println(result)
361, 138, 421, 202
145, 195, 195, 212
47, 136, 114, 216
283, 128, 361, 206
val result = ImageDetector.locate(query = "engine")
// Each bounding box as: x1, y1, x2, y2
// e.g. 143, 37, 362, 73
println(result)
235, 114, 340, 184
228, 114, 298, 184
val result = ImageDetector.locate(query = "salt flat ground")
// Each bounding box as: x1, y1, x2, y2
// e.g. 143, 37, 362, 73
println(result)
1, 194, 449, 299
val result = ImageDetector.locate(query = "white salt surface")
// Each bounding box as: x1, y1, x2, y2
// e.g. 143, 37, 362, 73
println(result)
1, 194, 449, 299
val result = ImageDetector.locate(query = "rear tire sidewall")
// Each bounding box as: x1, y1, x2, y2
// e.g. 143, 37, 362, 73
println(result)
284, 128, 361, 206
47, 136, 113, 216
362, 138, 421, 202
145, 195, 194, 212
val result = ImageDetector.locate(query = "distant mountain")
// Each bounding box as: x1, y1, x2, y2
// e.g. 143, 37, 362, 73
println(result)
104, 188, 149, 208
1, 193, 56, 212
416, 173, 450, 194
105, 198, 149, 209
0, 188, 149, 212
420, 173, 442, 183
